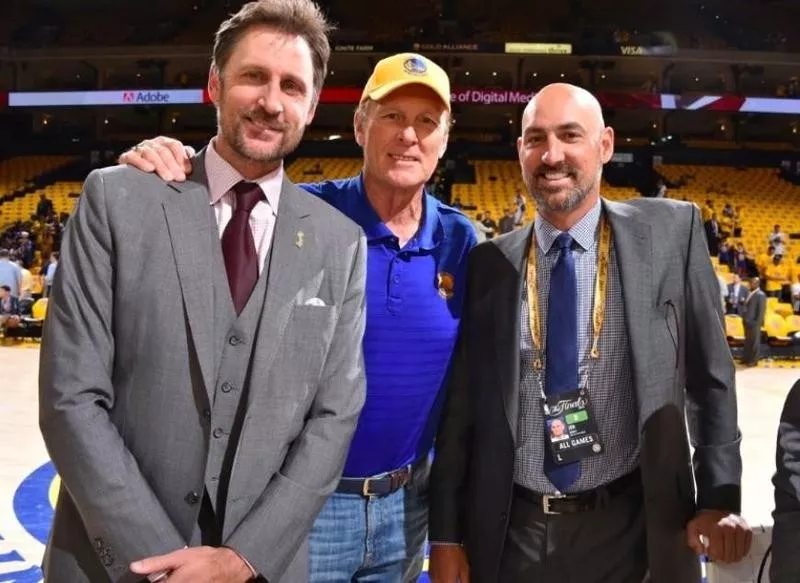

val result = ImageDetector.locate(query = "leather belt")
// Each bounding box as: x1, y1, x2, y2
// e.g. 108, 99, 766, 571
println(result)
337, 464, 414, 498
513, 468, 641, 515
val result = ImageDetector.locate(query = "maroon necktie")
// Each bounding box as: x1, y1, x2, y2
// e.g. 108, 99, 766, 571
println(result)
222, 181, 265, 314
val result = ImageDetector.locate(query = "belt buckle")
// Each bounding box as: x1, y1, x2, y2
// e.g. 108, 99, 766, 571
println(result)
541, 494, 565, 515
361, 477, 376, 498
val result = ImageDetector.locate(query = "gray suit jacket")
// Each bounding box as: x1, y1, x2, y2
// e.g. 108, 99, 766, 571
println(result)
771, 379, 800, 583
39, 155, 367, 583
429, 198, 741, 583
743, 288, 767, 329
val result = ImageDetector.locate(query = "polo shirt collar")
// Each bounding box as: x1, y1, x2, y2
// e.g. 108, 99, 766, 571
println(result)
353, 174, 442, 251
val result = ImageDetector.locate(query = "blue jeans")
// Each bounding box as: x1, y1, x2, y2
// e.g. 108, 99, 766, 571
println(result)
309, 459, 429, 582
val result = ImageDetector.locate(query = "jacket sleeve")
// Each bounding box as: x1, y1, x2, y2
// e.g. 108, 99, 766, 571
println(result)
428, 252, 478, 544
683, 204, 742, 512
39, 170, 187, 583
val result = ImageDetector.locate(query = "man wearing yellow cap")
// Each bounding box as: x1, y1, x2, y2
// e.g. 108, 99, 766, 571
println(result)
120, 52, 477, 582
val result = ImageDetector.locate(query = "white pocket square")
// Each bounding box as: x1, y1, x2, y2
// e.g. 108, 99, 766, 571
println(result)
303, 297, 327, 307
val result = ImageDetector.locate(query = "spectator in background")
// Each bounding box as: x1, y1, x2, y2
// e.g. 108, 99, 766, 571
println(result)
727, 274, 748, 316
733, 249, 749, 278
15, 260, 33, 298
471, 212, 494, 243
17, 232, 34, 268
701, 199, 714, 223
36, 192, 55, 219
718, 241, 732, 266
42, 252, 59, 298
514, 188, 527, 224
791, 273, 800, 314
721, 202, 735, 219
717, 269, 728, 312
770, 224, 788, 257
0, 249, 22, 298
766, 255, 790, 299
498, 207, 516, 234
704, 212, 721, 256
482, 211, 498, 240
0, 285, 20, 331
742, 277, 767, 366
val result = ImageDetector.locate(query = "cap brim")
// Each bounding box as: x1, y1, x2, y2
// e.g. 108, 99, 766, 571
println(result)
366, 79, 451, 111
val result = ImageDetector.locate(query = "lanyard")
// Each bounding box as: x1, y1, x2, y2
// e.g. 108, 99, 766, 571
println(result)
526, 215, 612, 370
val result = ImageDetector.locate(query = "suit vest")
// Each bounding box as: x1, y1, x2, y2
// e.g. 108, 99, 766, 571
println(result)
203, 217, 273, 523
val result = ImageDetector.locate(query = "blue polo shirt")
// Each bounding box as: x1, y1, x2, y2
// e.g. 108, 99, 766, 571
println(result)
301, 175, 477, 477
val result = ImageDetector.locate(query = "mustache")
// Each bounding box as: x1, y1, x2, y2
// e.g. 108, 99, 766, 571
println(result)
242, 109, 287, 131
535, 164, 578, 178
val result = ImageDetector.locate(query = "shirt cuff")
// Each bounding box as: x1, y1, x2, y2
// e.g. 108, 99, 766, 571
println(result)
224, 546, 258, 580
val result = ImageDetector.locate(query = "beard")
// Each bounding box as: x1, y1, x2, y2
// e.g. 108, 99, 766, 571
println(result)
216, 95, 305, 165
523, 162, 600, 214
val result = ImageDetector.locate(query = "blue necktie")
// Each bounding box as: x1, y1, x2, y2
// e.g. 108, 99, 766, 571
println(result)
543, 232, 581, 491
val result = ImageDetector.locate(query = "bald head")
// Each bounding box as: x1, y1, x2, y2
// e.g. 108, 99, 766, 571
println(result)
522, 83, 606, 135
516, 83, 614, 229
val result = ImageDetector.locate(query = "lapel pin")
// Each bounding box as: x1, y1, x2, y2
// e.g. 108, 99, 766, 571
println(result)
295, 230, 304, 248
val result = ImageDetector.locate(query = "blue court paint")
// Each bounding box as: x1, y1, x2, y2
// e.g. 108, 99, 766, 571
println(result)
0, 534, 42, 582
13, 462, 56, 547
8, 460, 434, 582
0, 565, 42, 582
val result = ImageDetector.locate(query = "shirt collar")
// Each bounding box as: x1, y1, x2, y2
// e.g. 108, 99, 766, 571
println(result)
352, 174, 442, 251
534, 197, 602, 254
205, 138, 283, 211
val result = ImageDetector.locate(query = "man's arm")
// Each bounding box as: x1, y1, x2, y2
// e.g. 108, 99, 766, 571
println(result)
224, 232, 368, 582
771, 380, 800, 583
39, 170, 187, 582
429, 255, 475, 544
683, 204, 742, 510
682, 204, 753, 562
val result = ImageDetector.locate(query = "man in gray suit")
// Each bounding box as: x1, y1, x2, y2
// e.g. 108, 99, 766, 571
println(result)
742, 277, 767, 366
429, 83, 751, 583
38, 1, 367, 582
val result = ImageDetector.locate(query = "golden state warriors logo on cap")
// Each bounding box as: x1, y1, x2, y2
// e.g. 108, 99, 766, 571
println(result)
403, 56, 428, 76
436, 272, 455, 300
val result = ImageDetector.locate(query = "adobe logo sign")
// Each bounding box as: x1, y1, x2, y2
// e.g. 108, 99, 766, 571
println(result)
121, 91, 171, 104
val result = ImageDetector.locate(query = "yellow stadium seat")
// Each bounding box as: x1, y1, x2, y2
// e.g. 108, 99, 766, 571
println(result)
767, 297, 779, 313
31, 298, 48, 321
725, 315, 745, 346
786, 315, 800, 335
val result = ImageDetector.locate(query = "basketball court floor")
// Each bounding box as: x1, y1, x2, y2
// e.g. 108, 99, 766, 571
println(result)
0, 345, 796, 582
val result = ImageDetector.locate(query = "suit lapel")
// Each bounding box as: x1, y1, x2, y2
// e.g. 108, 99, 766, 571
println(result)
249, 178, 312, 385
162, 152, 217, 402
603, 199, 653, 428
494, 225, 533, 443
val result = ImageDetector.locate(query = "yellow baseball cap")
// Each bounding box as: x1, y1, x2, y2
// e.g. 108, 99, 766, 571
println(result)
360, 53, 451, 111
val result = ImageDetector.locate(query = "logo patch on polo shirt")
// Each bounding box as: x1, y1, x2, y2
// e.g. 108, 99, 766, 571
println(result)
436, 272, 455, 300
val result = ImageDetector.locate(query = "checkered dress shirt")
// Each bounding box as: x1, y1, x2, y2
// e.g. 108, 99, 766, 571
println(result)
514, 200, 640, 494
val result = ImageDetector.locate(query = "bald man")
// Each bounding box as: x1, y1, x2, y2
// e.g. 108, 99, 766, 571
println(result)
428, 83, 750, 583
